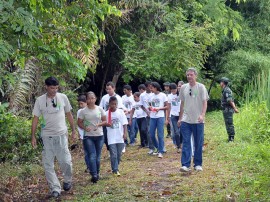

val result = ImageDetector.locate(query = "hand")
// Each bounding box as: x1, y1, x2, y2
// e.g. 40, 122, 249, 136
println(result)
165, 119, 169, 125
155, 108, 160, 112
31, 136, 37, 149
71, 131, 77, 141
106, 122, 112, 127
198, 115, 205, 123
177, 120, 181, 127
146, 111, 150, 117
234, 108, 239, 113
128, 120, 132, 126
85, 126, 92, 132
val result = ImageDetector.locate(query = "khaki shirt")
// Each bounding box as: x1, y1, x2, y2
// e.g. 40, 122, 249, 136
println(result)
33, 93, 72, 136
180, 83, 209, 124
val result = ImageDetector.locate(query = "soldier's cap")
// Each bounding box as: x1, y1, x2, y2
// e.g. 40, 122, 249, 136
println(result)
163, 82, 170, 86
218, 77, 230, 83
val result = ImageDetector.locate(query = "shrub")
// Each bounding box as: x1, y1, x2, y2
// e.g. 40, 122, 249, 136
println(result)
0, 103, 40, 163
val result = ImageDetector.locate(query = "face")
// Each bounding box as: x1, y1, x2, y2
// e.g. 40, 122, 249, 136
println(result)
186, 70, 197, 83
123, 88, 131, 96
146, 85, 151, 92
171, 89, 177, 94
106, 85, 115, 96
149, 84, 154, 93
109, 100, 118, 111
177, 84, 182, 91
78, 101, 87, 109
220, 82, 225, 88
134, 95, 140, 102
139, 88, 145, 94
46, 85, 58, 97
150, 85, 158, 93
86, 94, 96, 105
164, 86, 170, 91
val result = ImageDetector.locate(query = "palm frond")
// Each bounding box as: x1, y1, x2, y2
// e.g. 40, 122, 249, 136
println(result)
9, 58, 40, 114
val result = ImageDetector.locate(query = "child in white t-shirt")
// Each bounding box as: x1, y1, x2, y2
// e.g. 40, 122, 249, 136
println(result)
106, 96, 128, 176
77, 95, 89, 172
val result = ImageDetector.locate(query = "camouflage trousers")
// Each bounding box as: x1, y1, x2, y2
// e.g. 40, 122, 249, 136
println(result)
222, 108, 235, 138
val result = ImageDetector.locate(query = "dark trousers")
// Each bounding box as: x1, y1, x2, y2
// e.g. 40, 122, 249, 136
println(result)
102, 126, 110, 150
137, 117, 148, 147
223, 110, 235, 139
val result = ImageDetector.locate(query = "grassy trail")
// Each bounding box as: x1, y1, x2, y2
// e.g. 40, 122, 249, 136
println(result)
1, 113, 269, 201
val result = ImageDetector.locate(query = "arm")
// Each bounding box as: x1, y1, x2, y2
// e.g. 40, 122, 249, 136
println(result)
123, 124, 127, 140
198, 100, 207, 123
31, 116, 39, 149
129, 108, 135, 125
229, 101, 239, 113
66, 112, 77, 140
166, 102, 171, 124
98, 115, 107, 127
177, 101, 185, 127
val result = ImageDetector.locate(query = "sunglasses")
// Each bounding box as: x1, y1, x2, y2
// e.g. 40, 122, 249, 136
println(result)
189, 89, 192, 96
46, 96, 58, 108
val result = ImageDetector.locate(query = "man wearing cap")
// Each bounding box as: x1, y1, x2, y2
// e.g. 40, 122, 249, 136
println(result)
163, 82, 171, 139
219, 77, 239, 142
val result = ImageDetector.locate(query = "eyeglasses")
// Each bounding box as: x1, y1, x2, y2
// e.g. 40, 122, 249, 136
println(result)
189, 89, 192, 96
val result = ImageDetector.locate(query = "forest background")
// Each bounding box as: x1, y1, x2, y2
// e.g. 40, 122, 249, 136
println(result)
0, 0, 269, 201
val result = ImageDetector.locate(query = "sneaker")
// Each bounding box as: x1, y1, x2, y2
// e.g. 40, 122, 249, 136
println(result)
180, 166, 191, 172
85, 168, 90, 173
158, 153, 163, 158
130, 143, 136, 146
194, 166, 203, 171
177, 148, 181, 153
147, 149, 154, 155
51, 191, 60, 198
113, 171, 121, 176
91, 175, 98, 183
63, 182, 72, 191
152, 149, 158, 155
122, 146, 126, 153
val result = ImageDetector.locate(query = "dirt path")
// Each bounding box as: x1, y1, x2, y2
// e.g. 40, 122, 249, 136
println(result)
1, 118, 237, 201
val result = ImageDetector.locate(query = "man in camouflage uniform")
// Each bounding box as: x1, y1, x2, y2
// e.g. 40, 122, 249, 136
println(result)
219, 77, 239, 142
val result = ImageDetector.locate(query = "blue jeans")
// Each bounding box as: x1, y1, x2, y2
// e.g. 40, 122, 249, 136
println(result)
83, 136, 104, 177
149, 117, 165, 153
180, 122, 204, 167
137, 117, 148, 147
171, 115, 182, 148
146, 117, 154, 150
109, 143, 124, 172
83, 141, 90, 170
127, 118, 137, 144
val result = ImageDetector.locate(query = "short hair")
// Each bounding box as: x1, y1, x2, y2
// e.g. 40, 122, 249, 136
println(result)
138, 84, 146, 90
145, 81, 151, 87
150, 82, 162, 92
45, 76, 59, 86
109, 96, 118, 103
186, 67, 198, 75
77, 94, 86, 102
178, 81, 184, 85
123, 84, 132, 91
106, 81, 115, 88
169, 83, 177, 90
86, 91, 96, 98
134, 92, 141, 97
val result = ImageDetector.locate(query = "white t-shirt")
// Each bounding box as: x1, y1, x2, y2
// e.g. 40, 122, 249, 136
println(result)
132, 101, 147, 118
32, 93, 72, 137
122, 94, 136, 118
180, 82, 209, 124
99, 93, 124, 111
140, 92, 153, 113
149, 92, 168, 118
77, 108, 85, 139
168, 93, 181, 116
106, 109, 128, 145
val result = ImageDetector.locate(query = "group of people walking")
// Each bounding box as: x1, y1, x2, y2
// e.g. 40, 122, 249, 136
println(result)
31, 67, 238, 198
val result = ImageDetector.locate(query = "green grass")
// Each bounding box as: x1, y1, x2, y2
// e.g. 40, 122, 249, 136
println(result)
0, 111, 269, 201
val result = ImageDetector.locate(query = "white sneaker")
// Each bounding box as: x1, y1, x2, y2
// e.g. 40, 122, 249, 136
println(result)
180, 166, 191, 172
147, 149, 154, 155
158, 153, 163, 158
122, 147, 126, 153
194, 166, 203, 171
